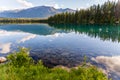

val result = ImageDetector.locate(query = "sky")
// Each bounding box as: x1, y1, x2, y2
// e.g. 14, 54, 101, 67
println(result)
0, 0, 118, 11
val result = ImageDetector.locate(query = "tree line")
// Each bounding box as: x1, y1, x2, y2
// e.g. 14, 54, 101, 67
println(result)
0, 18, 47, 23
48, 1, 120, 24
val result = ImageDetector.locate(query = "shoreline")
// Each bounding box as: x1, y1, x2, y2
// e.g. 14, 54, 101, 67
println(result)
0, 18, 120, 25
0, 55, 109, 79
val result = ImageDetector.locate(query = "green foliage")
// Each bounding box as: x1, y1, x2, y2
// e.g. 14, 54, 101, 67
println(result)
7, 48, 33, 67
0, 48, 109, 80
48, 1, 120, 24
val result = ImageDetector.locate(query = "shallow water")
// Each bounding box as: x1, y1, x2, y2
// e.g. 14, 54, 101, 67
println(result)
0, 24, 120, 79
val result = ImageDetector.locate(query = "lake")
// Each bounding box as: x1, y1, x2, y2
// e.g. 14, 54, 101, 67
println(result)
0, 24, 120, 79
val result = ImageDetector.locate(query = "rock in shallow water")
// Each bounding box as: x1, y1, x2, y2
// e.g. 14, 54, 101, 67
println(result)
0, 57, 7, 63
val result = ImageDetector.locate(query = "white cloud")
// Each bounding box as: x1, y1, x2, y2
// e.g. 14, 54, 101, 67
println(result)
46, 33, 63, 38
45, 3, 64, 9
18, 34, 37, 43
0, 43, 11, 54
92, 56, 120, 76
42, 0, 64, 9
54, 4, 60, 9
54, 4, 64, 9
0, 30, 22, 36
45, 33, 64, 42
16, 0, 33, 7
0, 6, 9, 11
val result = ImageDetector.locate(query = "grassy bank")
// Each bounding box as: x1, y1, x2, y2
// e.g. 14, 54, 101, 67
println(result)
0, 48, 108, 80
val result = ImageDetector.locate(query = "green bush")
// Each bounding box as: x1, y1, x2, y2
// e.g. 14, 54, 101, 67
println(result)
0, 48, 109, 80
7, 48, 33, 67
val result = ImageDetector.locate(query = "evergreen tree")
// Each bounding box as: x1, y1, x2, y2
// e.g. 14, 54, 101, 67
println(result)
48, 1, 120, 24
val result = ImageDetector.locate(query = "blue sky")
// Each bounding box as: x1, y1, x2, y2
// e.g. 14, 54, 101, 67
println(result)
0, 0, 117, 11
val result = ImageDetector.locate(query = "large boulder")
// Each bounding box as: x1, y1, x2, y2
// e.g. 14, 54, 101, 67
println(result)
0, 57, 7, 63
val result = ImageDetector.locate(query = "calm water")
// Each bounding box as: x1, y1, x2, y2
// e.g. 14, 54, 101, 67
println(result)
0, 24, 120, 79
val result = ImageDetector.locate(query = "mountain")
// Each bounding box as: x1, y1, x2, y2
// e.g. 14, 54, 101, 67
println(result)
0, 6, 75, 18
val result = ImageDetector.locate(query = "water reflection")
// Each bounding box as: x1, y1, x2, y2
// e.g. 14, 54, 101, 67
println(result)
0, 24, 67, 35
49, 24, 120, 42
18, 34, 37, 43
92, 56, 120, 80
1, 24, 120, 43
92, 56, 120, 76
0, 24, 120, 80
0, 43, 11, 54
0, 29, 38, 55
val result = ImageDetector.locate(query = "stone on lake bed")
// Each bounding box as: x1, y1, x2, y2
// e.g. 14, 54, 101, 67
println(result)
0, 57, 7, 63
116, 21, 119, 24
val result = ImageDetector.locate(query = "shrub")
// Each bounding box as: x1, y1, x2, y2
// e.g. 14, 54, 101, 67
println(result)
0, 48, 109, 80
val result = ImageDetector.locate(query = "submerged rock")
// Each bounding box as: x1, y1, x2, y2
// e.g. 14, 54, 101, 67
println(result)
0, 57, 7, 63
115, 21, 119, 24
89, 20, 95, 24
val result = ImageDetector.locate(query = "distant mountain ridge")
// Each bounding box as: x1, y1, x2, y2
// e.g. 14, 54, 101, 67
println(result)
0, 6, 75, 18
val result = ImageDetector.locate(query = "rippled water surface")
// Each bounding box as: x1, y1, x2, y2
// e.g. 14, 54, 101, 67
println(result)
0, 24, 120, 79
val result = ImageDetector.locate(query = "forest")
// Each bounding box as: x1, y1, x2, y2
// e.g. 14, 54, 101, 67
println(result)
48, 1, 120, 24
0, 18, 47, 23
